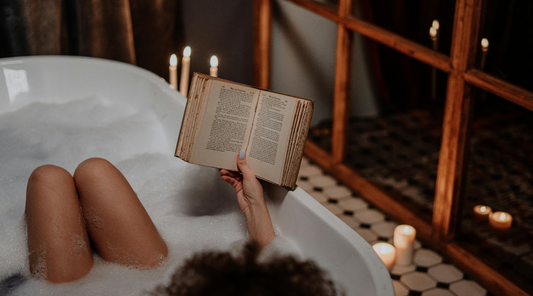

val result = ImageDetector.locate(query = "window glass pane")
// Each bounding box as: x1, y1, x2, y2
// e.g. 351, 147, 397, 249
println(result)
477, 1, 533, 91
457, 90, 533, 295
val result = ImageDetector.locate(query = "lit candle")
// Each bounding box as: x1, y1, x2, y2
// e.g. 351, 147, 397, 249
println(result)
179, 46, 191, 97
210, 55, 218, 77
473, 205, 492, 222
480, 38, 489, 71
429, 22, 438, 101
432, 20, 439, 31
393, 225, 416, 265
489, 211, 512, 232
372, 243, 396, 271
169, 54, 178, 90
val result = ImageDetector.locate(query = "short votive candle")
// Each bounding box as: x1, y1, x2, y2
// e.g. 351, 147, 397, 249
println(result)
473, 205, 492, 222
489, 211, 512, 232
372, 242, 396, 271
393, 225, 416, 265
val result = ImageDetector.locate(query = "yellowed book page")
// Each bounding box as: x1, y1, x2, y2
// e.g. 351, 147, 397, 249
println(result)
246, 91, 297, 184
190, 79, 260, 171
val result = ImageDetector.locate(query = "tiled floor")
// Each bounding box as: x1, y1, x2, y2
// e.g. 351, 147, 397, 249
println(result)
298, 157, 489, 296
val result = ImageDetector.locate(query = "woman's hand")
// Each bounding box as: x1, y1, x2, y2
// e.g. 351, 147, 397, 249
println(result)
220, 151, 275, 249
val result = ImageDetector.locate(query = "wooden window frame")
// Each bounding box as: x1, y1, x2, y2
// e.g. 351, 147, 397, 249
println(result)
253, 0, 533, 295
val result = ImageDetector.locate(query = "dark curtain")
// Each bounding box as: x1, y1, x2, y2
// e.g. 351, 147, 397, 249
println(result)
0, 0, 183, 79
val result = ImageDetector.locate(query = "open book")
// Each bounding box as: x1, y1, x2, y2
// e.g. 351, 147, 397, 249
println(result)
175, 73, 313, 190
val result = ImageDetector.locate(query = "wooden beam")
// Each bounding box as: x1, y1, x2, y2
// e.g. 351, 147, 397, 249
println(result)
432, 0, 481, 244
330, 0, 352, 164
253, 0, 272, 89
465, 69, 533, 112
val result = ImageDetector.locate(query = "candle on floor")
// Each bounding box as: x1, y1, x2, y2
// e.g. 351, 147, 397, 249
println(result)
473, 205, 492, 222
489, 211, 512, 232
393, 225, 416, 265
180, 46, 191, 97
429, 21, 438, 101
210, 55, 218, 77
372, 243, 396, 271
480, 38, 489, 70
169, 54, 178, 90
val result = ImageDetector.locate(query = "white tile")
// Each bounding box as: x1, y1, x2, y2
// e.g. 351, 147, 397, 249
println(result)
422, 288, 455, 296
296, 180, 313, 192
321, 202, 343, 215
309, 175, 338, 187
401, 272, 437, 291
371, 221, 398, 238
309, 191, 328, 203
354, 209, 385, 224
428, 264, 463, 283
449, 280, 486, 296
300, 157, 311, 167
413, 239, 422, 250
337, 214, 360, 228
323, 185, 352, 199
413, 249, 443, 267
391, 264, 416, 276
298, 165, 323, 177
392, 280, 409, 296
338, 198, 369, 212
354, 228, 378, 242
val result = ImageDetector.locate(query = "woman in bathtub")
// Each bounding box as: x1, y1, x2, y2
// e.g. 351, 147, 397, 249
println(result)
25, 151, 275, 283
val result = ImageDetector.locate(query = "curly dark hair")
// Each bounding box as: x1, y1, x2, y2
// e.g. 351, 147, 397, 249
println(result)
151, 242, 343, 296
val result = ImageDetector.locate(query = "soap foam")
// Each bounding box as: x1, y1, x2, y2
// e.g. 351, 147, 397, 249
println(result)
0, 97, 302, 295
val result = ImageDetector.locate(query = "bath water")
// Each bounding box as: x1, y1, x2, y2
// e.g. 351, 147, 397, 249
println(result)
0, 97, 301, 295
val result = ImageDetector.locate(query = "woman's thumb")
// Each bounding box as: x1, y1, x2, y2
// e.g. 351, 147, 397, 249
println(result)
237, 150, 255, 179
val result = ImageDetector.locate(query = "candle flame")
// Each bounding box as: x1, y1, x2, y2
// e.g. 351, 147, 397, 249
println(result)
429, 27, 437, 38
480, 206, 486, 212
374, 243, 393, 254
499, 212, 506, 221
481, 38, 489, 49
170, 54, 177, 66
210, 55, 218, 67
183, 46, 191, 57
432, 20, 440, 30
403, 226, 410, 233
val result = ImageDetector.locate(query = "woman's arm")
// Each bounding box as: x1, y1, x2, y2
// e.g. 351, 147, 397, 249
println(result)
220, 151, 275, 249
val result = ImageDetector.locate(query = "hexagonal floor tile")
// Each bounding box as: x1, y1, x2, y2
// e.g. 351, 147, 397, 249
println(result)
354, 209, 385, 224
298, 165, 323, 177
449, 280, 486, 296
428, 264, 463, 283
296, 180, 313, 191
309, 175, 338, 188
370, 221, 397, 238
338, 198, 369, 212
354, 228, 378, 242
391, 264, 416, 276
401, 272, 437, 292
321, 202, 343, 215
337, 214, 360, 228
309, 191, 328, 203
323, 185, 352, 199
422, 288, 455, 296
393, 280, 409, 296
413, 249, 443, 267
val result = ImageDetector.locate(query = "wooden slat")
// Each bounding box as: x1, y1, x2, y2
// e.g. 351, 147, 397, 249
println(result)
286, 0, 339, 21
432, 0, 481, 244
253, 0, 272, 89
303, 140, 334, 170
465, 69, 533, 112
331, 0, 352, 164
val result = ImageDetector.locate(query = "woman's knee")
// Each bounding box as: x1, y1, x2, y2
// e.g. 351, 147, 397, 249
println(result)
74, 158, 115, 182
27, 165, 72, 199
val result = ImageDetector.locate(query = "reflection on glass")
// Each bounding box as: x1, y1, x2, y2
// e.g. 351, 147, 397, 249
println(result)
458, 92, 533, 295
3, 68, 29, 103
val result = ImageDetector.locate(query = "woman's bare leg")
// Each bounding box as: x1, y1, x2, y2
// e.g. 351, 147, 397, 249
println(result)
73, 158, 168, 269
26, 165, 94, 283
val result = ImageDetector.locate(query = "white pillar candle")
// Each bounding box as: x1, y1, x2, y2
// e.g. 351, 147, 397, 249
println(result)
473, 205, 492, 222
489, 211, 512, 232
179, 46, 191, 97
393, 225, 416, 265
169, 54, 178, 90
210, 55, 218, 77
372, 243, 396, 271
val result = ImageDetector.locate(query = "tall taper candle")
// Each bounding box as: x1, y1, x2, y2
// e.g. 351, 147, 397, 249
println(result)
169, 54, 178, 89
180, 46, 191, 97
210, 55, 218, 77
430, 23, 439, 101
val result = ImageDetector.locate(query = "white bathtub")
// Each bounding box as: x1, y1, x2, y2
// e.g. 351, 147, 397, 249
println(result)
0, 56, 393, 296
